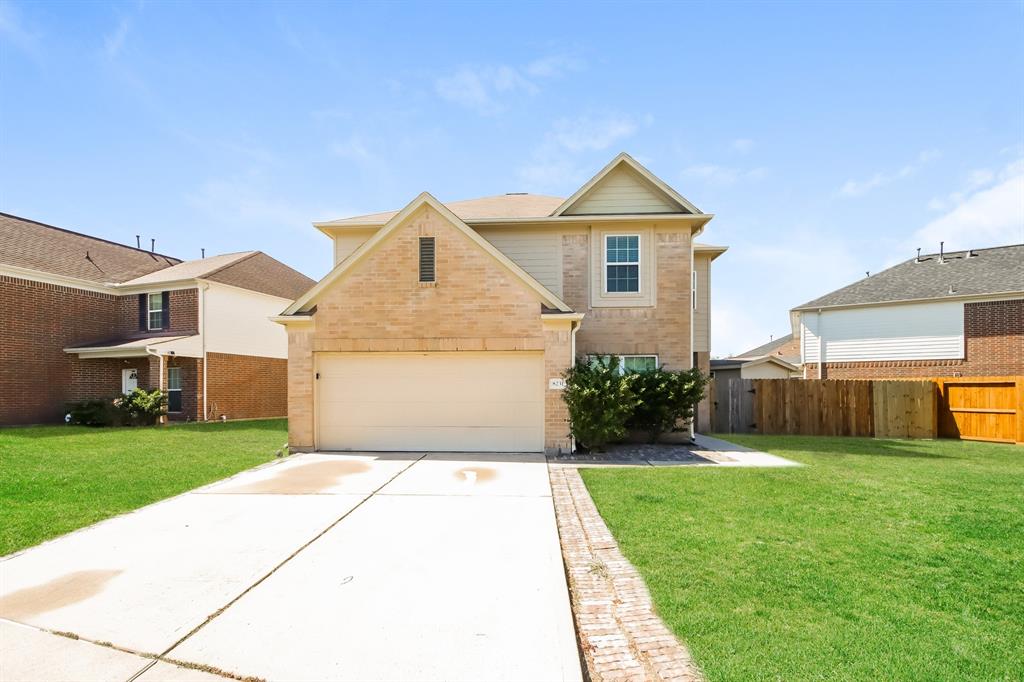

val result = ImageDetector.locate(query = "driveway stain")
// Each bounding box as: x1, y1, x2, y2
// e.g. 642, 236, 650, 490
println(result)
221, 460, 371, 494
454, 467, 497, 485
0, 569, 122, 620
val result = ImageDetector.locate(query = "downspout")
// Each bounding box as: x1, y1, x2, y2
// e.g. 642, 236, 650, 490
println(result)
569, 319, 582, 453
145, 346, 165, 424
817, 309, 824, 380
200, 282, 209, 420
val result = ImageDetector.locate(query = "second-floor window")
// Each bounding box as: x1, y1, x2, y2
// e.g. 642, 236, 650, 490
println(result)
605, 234, 640, 293
148, 293, 164, 330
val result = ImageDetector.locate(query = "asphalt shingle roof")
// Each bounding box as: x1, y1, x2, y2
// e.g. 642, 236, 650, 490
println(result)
0, 212, 180, 283
793, 244, 1024, 310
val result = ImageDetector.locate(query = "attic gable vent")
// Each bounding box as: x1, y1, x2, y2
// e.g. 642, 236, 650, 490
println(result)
419, 237, 436, 283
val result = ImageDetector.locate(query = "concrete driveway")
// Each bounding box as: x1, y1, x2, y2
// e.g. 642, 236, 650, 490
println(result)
0, 453, 582, 682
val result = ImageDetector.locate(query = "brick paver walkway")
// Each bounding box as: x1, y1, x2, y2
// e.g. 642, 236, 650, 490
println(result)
549, 466, 703, 681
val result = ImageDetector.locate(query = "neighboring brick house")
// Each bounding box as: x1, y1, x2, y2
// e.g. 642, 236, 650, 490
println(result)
273, 153, 728, 452
793, 244, 1023, 379
0, 213, 314, 425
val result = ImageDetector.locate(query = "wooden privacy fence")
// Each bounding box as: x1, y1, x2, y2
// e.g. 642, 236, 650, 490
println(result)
712, 378, 936, 439
933, 376, 1024, 444
712, 376, 1023, 443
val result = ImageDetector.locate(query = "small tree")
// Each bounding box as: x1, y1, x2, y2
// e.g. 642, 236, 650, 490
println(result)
562, 356, 639, 451
627, 367, 709, 443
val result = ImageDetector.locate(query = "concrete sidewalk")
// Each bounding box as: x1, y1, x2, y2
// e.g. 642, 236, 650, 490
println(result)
1, 453, 581, 682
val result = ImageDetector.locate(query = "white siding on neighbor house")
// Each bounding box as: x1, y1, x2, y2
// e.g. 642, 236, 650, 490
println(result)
564, 165, 679, 215
801, 300, 964, 363
693, 254, 711, 352
476, 227, 563, 298
333, 229, 377, 266
203, 282, 292, 359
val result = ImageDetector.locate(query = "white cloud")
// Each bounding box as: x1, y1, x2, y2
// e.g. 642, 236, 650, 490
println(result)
104, 17, 131, 58
681, 164, 767, 186
839, 149, 940, 197
524, 54, 584, 78
435, 55, 582, 115
911, 158, 1024, 251
517, 114, 644, 191
731, 138, 754, 153
550, 115, 638, 153
0, 2, 40, 56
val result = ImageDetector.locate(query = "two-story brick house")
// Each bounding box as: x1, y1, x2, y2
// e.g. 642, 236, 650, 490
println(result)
0, 213, 314, 424
273, 153, 727, 452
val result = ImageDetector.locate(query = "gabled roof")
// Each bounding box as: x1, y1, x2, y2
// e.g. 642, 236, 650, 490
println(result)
119, 251, 316, 301
694, 242, 728, 261
552, 152, 702, 216
0, 212, 180, 283
119, 252, 256, 286
282, 192, 572, 316
733, 333, 801, 364
319, 194, 565, 228
793, 244, 1024, 311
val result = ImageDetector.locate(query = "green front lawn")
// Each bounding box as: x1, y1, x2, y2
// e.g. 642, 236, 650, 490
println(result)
0, 419, 286, 556
581, 436, 1023, 681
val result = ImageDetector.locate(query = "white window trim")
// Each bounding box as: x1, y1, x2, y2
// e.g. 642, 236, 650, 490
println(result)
147, 293, 163, 331
590, 354, 659, 374
167, 366, 182, 413
603, 233, 641, 295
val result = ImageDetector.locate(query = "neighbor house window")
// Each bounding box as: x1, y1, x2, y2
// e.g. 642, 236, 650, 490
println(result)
604, 235, 640, 293
590, 354, 659, 374
148, 293, 163, 330
167, 367, 182, 413
419, 237, 436, 283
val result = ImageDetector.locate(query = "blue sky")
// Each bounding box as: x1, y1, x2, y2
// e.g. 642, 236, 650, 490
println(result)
2, 1, 1022, 355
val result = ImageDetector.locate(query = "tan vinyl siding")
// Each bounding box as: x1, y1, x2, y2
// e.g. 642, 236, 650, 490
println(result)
476, 227, 563, 298
563, 165, 678, 215
693, 253, 711, 352
333, 229, 376, 266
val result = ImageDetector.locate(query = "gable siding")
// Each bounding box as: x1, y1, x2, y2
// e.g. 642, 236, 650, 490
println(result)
476, 228, 563, 298
564, 166, 679, 215
801, 300, 965, 363
333, 229, 377, 266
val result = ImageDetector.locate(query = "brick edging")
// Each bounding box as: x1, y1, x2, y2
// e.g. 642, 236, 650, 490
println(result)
549, 466, 703, 681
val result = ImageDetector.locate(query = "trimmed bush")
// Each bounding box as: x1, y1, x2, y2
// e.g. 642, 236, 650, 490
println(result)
627, 366, 709, 443
561, 356, 639, 451
562, 357, 709, 449
66, 388, 167, 427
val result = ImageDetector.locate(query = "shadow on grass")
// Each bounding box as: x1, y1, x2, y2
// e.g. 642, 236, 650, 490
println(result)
716, 434, 960, 460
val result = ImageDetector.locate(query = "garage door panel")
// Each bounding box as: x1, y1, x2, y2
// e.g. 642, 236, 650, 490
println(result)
317, 352, 545, 452
321, 401, 543, 429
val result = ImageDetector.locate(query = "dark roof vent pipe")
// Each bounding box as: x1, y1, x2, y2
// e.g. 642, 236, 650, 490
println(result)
136, 235, 141, 249
150, 238, 155, 253
939, 241, 945, 264
967, 249, 977, 258
916, 248, 921, 263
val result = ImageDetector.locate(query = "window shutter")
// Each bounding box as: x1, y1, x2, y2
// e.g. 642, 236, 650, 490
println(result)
162, 291, 171, 329
138, 294, 146, 331
419, 237, 436, 283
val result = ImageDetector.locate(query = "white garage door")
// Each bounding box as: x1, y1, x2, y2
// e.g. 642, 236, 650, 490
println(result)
317, 352, 545, 452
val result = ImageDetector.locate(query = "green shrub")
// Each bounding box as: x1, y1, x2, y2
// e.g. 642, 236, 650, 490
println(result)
561, 356, 639, 451
627, 366, 709, 443
113, 388, 166, 426
65, 399, 115, 426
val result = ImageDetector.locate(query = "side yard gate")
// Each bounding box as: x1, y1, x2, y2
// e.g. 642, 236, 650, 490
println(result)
711, 377, 1024, 444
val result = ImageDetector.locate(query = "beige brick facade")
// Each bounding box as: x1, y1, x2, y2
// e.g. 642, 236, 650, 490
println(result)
564, 227, 693, 371
286, 205, 574, 451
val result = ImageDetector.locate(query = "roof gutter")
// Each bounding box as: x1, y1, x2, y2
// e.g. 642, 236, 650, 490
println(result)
791, 290, 1024, 314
